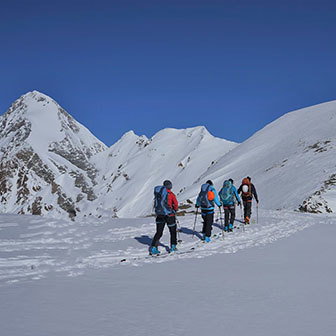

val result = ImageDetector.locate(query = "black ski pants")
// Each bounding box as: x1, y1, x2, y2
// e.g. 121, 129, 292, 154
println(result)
243, 200, 252, 219
224, 205, 235, 227
201, 209, 214, 238
151, 215, 177, 247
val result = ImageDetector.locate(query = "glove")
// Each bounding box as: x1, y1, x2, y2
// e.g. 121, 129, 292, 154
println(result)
238, 202, 241, 206
195, 205, 199, 208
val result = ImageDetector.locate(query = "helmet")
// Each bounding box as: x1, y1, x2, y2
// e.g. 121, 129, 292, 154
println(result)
163, 180, 172, 189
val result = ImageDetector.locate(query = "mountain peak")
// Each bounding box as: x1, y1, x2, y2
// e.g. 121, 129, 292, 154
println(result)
20, 90, 55, 103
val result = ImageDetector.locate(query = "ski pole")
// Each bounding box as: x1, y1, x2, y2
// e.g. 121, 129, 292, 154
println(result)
192, 208, 198, 239
240, 203, 245, 232
176, 219, 182, 243
219, 206, 224, 239
256, 203, 259, 224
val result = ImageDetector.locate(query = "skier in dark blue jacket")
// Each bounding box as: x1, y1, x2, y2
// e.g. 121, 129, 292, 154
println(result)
195, 180, 222, 242
219, 179, 241, 232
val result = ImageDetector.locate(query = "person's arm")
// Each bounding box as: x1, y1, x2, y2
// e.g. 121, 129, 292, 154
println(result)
195, 194, 200, 208
237, 185, 242, 194
168, 192, 178, 211
252, 184, 259, 203
212, 187, 222, 207
233, 186, 241, 204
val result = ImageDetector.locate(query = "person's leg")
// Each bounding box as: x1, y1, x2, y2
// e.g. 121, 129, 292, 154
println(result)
167, 216, 177, 247
201, 214, 206, 234
243, 200, 248, 223
224, 207, 229, 231
204, 211, 214, 238
246, 201, 252, 221
229, 206, 235, 231
151, 216, 165, 247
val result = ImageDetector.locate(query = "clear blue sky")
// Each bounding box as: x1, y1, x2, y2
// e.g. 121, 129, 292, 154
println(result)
1, 0, 336, 145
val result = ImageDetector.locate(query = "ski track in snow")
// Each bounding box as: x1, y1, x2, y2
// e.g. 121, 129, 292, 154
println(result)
0, 211, 334, 285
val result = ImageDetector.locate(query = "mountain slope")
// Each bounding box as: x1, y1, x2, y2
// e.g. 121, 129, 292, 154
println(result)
181, 101, 336, 213
1, 91, 335, 219
91, 126, 237, 217
0, 91, 107, 218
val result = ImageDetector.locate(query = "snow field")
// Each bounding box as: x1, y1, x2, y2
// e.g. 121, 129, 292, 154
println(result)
0, 210, 331, 286
1, 212, 336, 336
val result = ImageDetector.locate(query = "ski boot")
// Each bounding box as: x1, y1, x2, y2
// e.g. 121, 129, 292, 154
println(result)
149, 246, 160, 256
245, 216, 250, 224
170, 244, 177, 253
229, 224, 233, 232
204, 236, 211, 243
224, 226, 228, 232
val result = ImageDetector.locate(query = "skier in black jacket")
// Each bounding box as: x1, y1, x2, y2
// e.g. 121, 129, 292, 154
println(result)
237, 176, 259, 224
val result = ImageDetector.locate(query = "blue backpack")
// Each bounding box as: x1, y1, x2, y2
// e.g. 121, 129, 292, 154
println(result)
198, 183, 214, 208
219, 180, 234, 205
154, 186, 172, 216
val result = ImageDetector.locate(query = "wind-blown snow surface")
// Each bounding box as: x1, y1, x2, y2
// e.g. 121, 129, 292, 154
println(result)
1, 212, 336, 335
183, 101, 336, 213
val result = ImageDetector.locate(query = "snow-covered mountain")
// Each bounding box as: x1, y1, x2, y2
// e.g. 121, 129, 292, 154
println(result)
91, 126, 237, 217
0, 91, 107, 219
0, 91, 236, 219
1, 90, 336, 219
182, 101, 336, 213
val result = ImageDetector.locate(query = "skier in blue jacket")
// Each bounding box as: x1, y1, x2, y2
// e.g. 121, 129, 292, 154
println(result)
195, 180, 222, 242
219, 179, 241, 232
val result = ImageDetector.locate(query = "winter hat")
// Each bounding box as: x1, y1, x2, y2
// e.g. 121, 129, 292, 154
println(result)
163, 180, 172, 189
206, 180, 213, 185
229, 178, 233, 184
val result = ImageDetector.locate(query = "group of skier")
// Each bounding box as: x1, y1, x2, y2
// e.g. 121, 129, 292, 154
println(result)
150, 177, 259, 255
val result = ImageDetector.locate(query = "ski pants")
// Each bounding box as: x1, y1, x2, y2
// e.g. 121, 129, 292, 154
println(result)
151, 215, 177, 247
224, 205, 235, 227
201, 209, 214, 238
243, 200, 252, 219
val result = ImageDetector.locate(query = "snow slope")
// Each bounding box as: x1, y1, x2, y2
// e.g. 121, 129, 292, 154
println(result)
0, 91, 107, 219
0, 212, 335, 335
0, 91, 237, 219
91, 126, 237, 217
182, 101, 336, 213
1, 91, 336, 219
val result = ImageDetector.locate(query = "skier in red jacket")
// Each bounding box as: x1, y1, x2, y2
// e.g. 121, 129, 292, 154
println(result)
150, 180, 178, 255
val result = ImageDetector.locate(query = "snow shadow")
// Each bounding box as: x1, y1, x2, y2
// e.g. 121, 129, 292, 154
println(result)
213, 222, 224, 230
134, 235, 152, 246
134, 235, 170, 251
178, 226, 203, 239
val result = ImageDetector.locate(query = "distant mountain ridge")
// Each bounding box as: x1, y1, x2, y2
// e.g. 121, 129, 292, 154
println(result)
182, 100, 336, 214
1, 91, 335, 219
91, 125, 237, 217
0, 91, 107, 219
0, 91, 236, 219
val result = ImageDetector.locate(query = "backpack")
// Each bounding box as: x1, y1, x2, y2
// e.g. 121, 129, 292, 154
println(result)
241, 178, 251, 197
154, 186, 172, 216
219, 180, 234, 205
198, 183, 214, 208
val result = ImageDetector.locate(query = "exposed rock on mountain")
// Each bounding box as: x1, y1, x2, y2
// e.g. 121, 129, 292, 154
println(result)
0, 91, 107, 219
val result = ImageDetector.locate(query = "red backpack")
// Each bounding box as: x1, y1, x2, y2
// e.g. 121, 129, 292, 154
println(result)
241, 178, 251, 197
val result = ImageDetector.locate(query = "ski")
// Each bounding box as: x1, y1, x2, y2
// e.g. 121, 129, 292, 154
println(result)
119, 231, 225, 263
